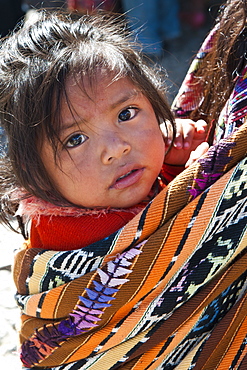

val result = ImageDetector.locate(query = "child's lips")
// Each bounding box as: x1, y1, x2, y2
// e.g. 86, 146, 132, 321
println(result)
111, 168, 144, 190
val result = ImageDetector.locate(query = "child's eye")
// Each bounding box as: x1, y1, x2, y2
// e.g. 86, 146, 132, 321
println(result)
118, 108, 137, 122
65, 133, 88, 148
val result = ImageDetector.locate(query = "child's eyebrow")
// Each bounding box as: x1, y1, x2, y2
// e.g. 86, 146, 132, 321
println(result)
109, 89, 141, 109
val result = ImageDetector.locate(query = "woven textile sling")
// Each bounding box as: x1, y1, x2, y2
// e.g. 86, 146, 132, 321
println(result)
14, 121, 247, 369
14, 29, 247, 370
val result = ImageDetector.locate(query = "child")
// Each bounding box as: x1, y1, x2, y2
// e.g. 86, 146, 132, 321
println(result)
0, 10, 212, 369
0, 10, 207, 250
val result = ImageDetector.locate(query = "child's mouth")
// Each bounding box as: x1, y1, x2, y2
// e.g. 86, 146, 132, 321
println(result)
112, 168, 144, 190
116, 169, 137, 182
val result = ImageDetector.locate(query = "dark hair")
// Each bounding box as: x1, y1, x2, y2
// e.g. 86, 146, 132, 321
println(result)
190, 0, 247, 143
0, 9, 174, 226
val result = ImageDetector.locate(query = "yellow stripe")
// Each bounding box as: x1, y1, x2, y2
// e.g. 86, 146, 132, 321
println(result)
28, 250, 57, 294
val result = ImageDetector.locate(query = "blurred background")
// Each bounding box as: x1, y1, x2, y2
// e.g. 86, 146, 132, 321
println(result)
0, 0, 224, 368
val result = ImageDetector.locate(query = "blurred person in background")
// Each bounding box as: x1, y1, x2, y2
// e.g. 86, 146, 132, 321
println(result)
121, 0, 181, 59
180, 0, 207, 29
66, 0, 121, 12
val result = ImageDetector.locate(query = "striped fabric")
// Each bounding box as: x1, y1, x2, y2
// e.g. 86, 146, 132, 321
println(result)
14, 119, 247, 369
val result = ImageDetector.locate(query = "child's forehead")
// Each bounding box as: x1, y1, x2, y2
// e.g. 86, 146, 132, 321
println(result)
64, 71, 141, 102
66, 69, 122, 91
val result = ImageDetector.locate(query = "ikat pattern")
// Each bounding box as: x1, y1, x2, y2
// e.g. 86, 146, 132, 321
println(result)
29, 231, 122, 293
20, 246, 142, 367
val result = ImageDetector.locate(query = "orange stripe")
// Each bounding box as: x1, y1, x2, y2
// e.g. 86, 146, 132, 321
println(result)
217, 306, 247, 369
41, 284, 67, 318
131, 339, 168, 369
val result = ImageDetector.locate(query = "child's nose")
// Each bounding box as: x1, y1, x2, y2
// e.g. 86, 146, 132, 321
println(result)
100, 134, 131, 164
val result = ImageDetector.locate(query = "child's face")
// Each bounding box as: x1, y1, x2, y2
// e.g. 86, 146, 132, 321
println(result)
40, 73, 165, 208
